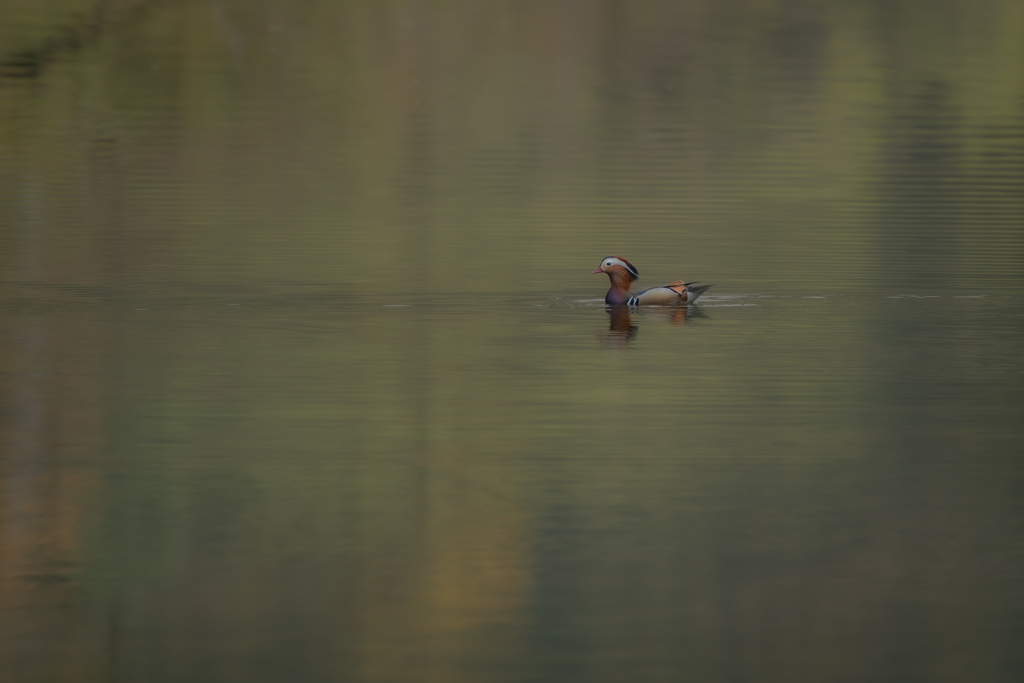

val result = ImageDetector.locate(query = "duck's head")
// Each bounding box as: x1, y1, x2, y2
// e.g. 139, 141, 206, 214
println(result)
591, 256, 639, 283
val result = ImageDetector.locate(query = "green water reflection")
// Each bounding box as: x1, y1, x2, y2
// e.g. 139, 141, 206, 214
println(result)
1, 1, 1023, 682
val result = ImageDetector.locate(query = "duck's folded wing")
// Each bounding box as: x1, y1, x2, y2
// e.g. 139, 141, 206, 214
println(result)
630, 286, 685, 305
628, 281, 709, 305
664, 280, 699, 296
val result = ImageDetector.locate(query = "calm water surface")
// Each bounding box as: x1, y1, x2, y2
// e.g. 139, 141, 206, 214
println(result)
1, 2, 1023, 682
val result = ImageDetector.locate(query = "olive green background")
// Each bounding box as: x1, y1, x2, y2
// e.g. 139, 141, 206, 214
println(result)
1, 2, 1023, 682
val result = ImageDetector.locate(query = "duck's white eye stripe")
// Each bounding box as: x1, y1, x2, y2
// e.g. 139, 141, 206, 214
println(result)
599, 257, 638, 278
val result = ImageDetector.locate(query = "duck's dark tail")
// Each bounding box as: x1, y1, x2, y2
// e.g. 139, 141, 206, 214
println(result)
686, 283, 714, 302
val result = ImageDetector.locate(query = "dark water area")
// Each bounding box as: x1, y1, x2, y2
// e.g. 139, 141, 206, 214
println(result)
2, 2, 1024, 682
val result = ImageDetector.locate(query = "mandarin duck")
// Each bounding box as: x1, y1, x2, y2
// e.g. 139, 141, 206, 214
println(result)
592, 256, 713, 305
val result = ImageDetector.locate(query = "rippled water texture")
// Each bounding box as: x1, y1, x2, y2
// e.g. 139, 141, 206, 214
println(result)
1, 2, 1023, 682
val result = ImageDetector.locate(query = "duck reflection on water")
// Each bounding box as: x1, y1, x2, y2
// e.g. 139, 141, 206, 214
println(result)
600, 304, 705, 349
